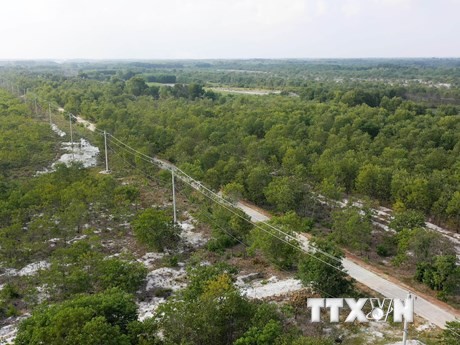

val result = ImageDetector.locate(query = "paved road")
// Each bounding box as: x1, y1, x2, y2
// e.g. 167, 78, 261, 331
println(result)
237, 202, 459, 329
342, 258, 457, 328
236, 202, 270, 222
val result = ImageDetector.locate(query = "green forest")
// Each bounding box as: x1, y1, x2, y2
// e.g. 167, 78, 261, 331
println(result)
1, 59, 460, 344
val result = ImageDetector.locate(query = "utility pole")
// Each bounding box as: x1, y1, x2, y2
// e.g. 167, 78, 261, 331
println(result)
34, 98, 38, 114
172, 170, 177, 224
104, 130, 109, 172
48, 103, 52, 125
402, 292, 412, 345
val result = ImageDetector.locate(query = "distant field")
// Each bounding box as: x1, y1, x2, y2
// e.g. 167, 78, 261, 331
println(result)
146, 82, 175, 87
206, 87, 281, 95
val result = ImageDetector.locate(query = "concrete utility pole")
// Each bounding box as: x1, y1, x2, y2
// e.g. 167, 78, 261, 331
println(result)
172, 170, 177, 223
402, 292, 413, 345
34, 98, 38, 114
104, 130, 109, 172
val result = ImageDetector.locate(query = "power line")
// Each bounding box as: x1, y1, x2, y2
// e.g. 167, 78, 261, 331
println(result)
196, 204, 337, 300
105, 133, 346, 273
107, 139, 339, 299
106, 132, 342, 260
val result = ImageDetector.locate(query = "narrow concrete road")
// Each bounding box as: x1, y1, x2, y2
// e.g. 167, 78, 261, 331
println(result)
236, 201, 459, 329
236, 201, 270, 222
342, 258, 457, 328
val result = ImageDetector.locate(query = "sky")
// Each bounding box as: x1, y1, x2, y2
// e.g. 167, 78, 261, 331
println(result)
1, 0, 459, 59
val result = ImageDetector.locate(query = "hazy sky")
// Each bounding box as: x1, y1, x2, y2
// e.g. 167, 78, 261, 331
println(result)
1, 0, 459, 59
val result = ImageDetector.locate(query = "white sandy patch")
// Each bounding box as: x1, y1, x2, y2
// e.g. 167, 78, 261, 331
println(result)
236, 275, 303, 299
1, 261, 51, 278
416, 322, 436, 332
137, 252, 166, 266
372, 221, 392, 232
18, 261, 50, 276
137, 298, 166, 321
68, 234, 87, 244
0, 268, 18, 278
178, 212, 209, 248
0, 315, 29, 345
209, 87, 281, 96
36, 285, 50, 304
48, 237, 60, 243
0, 323, 18, 345
75, 116, 96, 132
179, 215, 208, 247
36, 135, 100, 175
145, 266, 187, 291
137, 265, 187, 321
51, 123, 66, 137
57, 138, 99, 168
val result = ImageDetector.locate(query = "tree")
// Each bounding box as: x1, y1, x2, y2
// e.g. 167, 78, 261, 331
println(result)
203, 205, 252, 251
394, 227, 455, 266
319, 176, 344, 200
391, 171, 432, 212
446, 191, 460, 231
249, 213, 302, 270
132, 208, 180, 252
188, 83, 205, 99
15, 289, 147, 345
42, 241, 147, 299
245, 165, 272, 203
331, 206, 372, 254
263, 177, 302, 213
415, 255, 460, 294
222, 181, 244, 203
355, 164, 392, 201
409, 228, 455, 263
431, 255, 459, 294
157, 266, 254, 345
234, 319, 282, 345
443, 320, 460, 345
182, 263, 238, 301
298, 239, 354, 297
389, 209, 426, 232
126, 76, 148, 96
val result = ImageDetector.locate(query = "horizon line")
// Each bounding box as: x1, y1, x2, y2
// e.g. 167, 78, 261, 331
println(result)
1, 57, 460, 62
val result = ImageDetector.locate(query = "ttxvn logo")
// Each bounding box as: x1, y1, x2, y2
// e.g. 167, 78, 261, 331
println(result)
307, 298, 414, 323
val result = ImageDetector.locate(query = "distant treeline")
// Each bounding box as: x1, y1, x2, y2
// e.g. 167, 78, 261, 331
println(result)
144, 74, 177, 83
